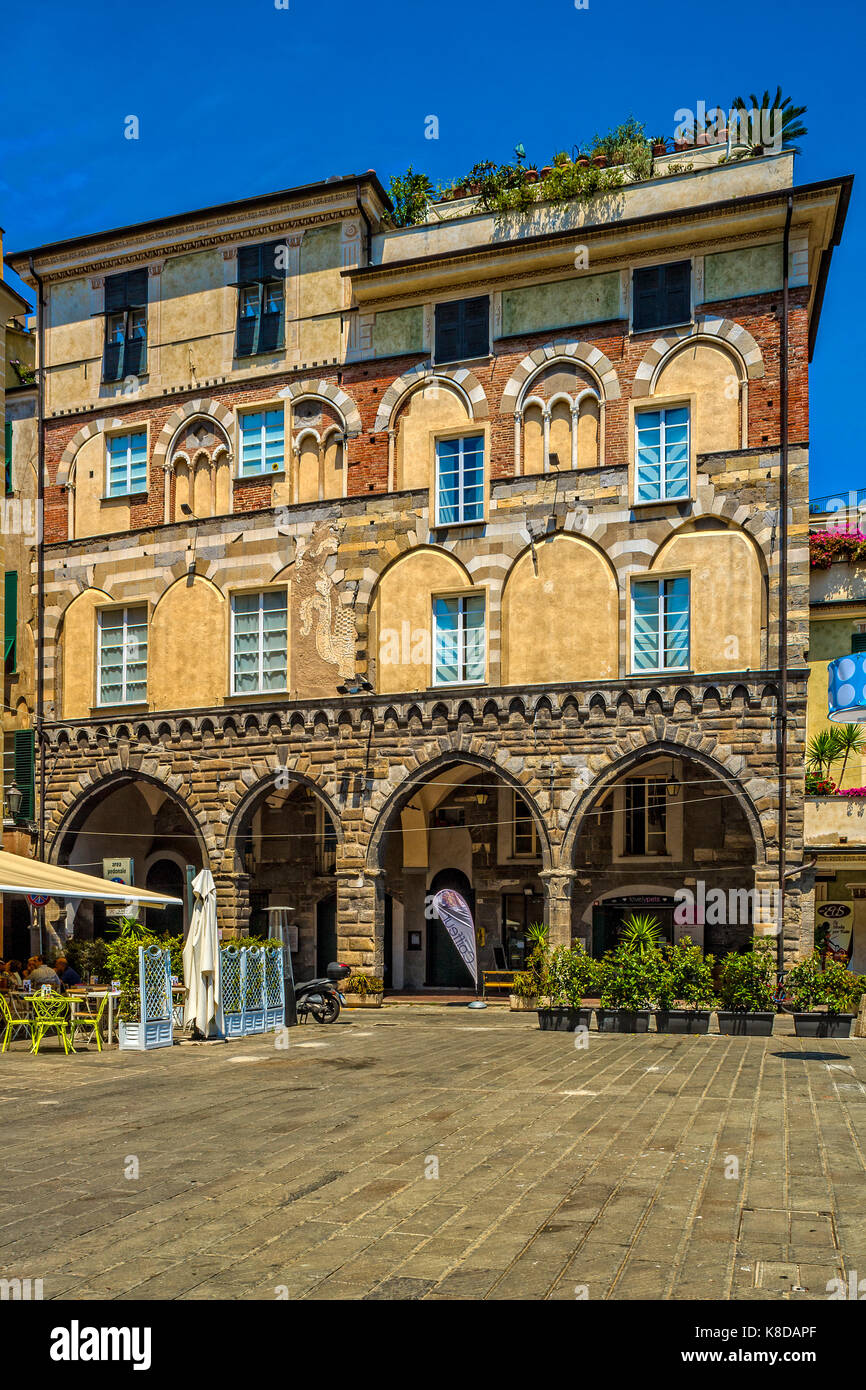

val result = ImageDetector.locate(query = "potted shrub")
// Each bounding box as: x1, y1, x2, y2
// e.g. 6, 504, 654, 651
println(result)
651, 136, 668, 156
575, 154, 591, 168
343, 974, 384, 1009
787, 953, 860, 1038
655, 936, 717, 1034
596, 943, 661, 1032
106, 933, 174, 1051
717, 944, 776, 1036
552, 150, 571, 167
536, 944, 597, 1032
509, 922, 548, 1010
592, 153, 608, 168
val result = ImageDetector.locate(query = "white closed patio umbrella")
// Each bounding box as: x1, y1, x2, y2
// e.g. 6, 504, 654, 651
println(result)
183, 868, 222, 1038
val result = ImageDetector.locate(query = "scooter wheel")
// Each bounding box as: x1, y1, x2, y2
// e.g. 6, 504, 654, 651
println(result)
312, 996, 341, 1023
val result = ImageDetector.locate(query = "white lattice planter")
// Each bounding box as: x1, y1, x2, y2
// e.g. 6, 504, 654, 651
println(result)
221, 945, 284, 1038
118, 946, 174, 1051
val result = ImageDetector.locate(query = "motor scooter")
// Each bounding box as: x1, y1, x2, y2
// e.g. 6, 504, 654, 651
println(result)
295, 961, 351, 1023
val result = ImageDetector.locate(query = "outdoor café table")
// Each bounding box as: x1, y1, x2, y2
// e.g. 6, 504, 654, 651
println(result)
10, 990, 75, 1053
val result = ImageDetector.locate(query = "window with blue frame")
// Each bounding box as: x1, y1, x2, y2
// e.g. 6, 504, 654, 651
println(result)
106, 432, 147, 497
433, 594, 485, 685
632, 577, 689, 672
239, 410, 284, 476
635, 406, 690, 502
231, 590, 288, 694
435, 435, 484, 525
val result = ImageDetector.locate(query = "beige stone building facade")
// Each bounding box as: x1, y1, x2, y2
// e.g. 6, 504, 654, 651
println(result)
4, 150, 851, 981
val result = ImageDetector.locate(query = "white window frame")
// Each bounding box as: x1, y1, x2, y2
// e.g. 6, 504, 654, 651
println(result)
432, 593, 486, 686
630, 577, 690, 673
97, 605, 148, 707
434, 434, 485, 526
238, 408, 285, 478
512, 791, 539, 859
634, 405, 690, 503
105, 431, 147, 498
230, 590, 288, 696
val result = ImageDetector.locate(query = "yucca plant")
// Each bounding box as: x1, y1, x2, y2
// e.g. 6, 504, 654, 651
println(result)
832, 723, 866, 787
619, 913, 664, 957
807, 727, 842, 780
729, 88, 807, 158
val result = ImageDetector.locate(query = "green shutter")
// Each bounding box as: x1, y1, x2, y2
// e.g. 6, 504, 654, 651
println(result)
13, 728, 34, 822
4, 572, 16, 672
3, 421, 11, 496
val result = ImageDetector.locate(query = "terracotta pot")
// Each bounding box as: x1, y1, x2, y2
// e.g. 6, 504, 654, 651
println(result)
576, 156, 591, 167
540, 165, 552, 178
452, 186, 466, 199
673, 139, 691, 152
592, 154, 608, 168
524, 169, 538, 183
652, 143, 667, 156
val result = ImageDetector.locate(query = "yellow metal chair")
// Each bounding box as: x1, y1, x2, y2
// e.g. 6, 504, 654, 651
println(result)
0, 993, 35, 1052
30, 994, 75, 1055
70, 991, 108, 1051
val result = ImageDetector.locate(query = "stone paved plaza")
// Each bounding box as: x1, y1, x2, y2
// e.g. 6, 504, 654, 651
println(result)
1, 1007, 864, 1301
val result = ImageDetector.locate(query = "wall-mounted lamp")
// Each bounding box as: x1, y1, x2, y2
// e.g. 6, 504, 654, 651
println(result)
6, 781, 23, 819
666, 774, 681, 798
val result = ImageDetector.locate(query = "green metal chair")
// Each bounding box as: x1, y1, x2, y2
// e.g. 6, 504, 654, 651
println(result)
29, 994, 75, 1055
0, 993, 35, 1052
70, 992, 108, 1051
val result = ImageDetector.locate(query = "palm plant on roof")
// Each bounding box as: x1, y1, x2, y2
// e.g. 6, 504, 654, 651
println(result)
729, 88, 807, 158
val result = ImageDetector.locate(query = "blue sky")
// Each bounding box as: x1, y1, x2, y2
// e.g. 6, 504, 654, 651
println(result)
0, 0, 860, 497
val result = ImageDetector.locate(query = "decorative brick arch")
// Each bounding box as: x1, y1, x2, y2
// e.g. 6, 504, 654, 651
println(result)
374, 362, 489, 433
500, 340, 621, 414
57, 418, 125, 487
152, 398, 237, 471
631, 315, 765, 397
278, 379, 362, 436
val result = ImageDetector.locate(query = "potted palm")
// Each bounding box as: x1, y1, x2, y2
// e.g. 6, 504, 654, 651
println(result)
650, 136, 668, 156
342, 974, 384, 1008
655, 936, 717, 1034
787, 953, 861, 1038
717, 944, 776, 1036
509, 922, 548, 1010
596, 940, 661, 1033
536, 944, 597, 1032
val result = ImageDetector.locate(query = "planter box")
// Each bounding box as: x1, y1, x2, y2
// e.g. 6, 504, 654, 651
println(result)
118, 1019, 173, 1051
596, 1009, 651, 1034
537, 1007, 593, 1032
717, 1010, 775, 1037
344, 994, 384, 1008
655, 1009, 711, 1035
510, 994, 538, 1011
793, 1012, 854, 1039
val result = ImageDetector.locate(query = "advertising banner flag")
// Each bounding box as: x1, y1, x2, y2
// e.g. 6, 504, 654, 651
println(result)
432, 888, 478, 987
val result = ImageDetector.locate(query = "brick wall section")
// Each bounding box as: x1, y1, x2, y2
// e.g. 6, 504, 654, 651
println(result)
41, 288, 803, 540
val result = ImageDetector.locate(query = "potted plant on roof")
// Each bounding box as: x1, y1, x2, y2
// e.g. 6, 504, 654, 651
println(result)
536, 943, 597, 1032
655, 935, 717, 1034
650, 135, 669, 156
717, 941, 776, 1036
787, 953, 861, 1039
342, 974, 384, 1009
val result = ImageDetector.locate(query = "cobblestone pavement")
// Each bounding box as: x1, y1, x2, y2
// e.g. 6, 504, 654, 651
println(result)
1, 1007, 864, 1301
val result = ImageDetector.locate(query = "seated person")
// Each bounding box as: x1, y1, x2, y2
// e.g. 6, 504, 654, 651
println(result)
26, 956, 61, 989
54, 957, 81, 987
5, 960, 23, 988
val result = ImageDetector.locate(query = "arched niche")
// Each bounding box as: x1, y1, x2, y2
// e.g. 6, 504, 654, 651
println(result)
502, 533, 618, 685
395, 383, 473, 492
59, 588, 113, 719
654, 342, 742, 452
150, 576, 228, 709
650, 522, 764, 672
371, 547, 474, 695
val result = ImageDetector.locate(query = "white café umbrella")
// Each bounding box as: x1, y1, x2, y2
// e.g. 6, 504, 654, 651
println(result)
182, 868, 222, 1038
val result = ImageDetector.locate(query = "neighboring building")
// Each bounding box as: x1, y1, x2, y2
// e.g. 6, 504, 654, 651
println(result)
0, 229, 37, 959
805, 494, 866, 971
4, 145, 850, 983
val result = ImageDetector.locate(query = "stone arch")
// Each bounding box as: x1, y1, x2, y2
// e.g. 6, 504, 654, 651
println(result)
560, 739, 767, 867
57, 417, 126, 487
500, 340, 621, 415
374, 362, 489, 433
631, 315, 764, 398
365, 750, 553, 873
223, 768, 344, 871
47, 766, 216, 868
278, 378, 362, 436
152, 398, 237, 472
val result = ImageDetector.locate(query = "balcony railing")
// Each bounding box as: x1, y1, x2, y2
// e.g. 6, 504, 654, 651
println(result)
809, 490, 866, 532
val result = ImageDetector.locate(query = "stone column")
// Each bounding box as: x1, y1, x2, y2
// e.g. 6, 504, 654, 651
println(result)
215, 871, 249, 937
540, 869, 576, 948
336, 865, 383, 975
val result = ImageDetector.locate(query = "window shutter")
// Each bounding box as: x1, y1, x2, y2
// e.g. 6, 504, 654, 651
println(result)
104, 273, 129, 313
126, 268, 148, 307
3, 420, 11, 496
4, 571, 17, 672
237, 244, 263, 284
462, 296, 490, 359
258, 290, 285, 353
435, 301, 462, 362
262, 241, 287, 280
662, 261, 691, 326
103, 338, 123, 381
632, 267, 662, 332
124, 334, 146, 377
236, 307, 258, 358
13, 728, 34, 822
